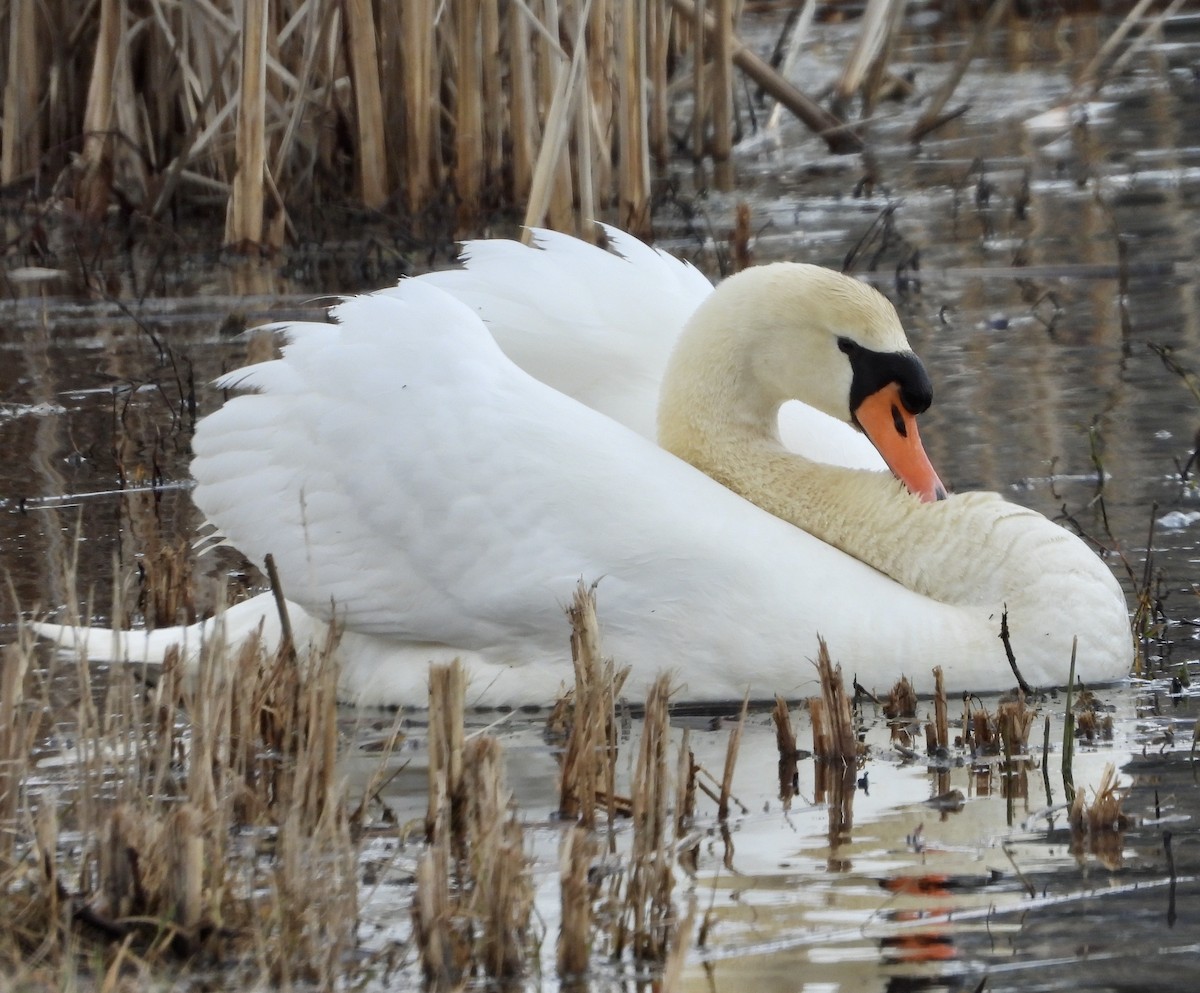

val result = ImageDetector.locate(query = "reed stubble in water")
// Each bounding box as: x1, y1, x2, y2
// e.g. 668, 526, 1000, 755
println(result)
416, 659, 535, 986
0, 613, 360, 986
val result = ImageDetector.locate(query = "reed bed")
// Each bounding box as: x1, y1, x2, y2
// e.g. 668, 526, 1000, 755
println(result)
6, 0, 1148, 254
0, 0, 860, 249
0, 614, 361, 987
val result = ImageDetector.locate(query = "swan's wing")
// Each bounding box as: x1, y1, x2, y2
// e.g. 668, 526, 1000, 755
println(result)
192, 281, 763, 648
414, 227, 713, 441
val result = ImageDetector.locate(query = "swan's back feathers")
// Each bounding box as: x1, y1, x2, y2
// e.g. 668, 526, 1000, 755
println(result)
415, 226, 713, 441
192, 282, 730, 653
416, 227, 884, 472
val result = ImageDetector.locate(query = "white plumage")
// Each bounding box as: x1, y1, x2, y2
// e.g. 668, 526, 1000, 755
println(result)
34, 227, 1132, 706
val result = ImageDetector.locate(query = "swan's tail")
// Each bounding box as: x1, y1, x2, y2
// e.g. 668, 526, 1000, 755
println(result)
29, 593, 287, 666
29, 620, 196, 664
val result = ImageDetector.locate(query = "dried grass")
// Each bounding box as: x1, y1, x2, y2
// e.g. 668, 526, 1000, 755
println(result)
1, 608, 360, 987
809, 637, 859, 764
557, 582, 629, 829
1069, 763, 1130, 869
1, 0, 881, 246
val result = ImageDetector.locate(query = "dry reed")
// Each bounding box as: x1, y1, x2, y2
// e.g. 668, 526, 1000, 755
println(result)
1069, 762, 1129, 869
808, 637, 859, 764
772, 695, 800, 810
2, 0, 886, 249
925, 665, 950, 754
613, 673, 677, 964
2, 608, 360, 986
558, 582, 629, 829
415, 660, 535, 985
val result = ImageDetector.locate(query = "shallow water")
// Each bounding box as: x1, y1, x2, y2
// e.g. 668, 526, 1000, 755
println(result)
3, 7, 1200, 991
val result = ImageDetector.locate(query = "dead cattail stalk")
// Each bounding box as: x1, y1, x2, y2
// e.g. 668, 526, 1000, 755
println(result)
454, 0, 484, 229
557, 825, 596, 980
810, 638, 858, 763
691, 0, 707, 164
1, 0, 42, 184
617, 673, 675, 963
343, 0, 389, 209
616, 0, 650, 235
225, 0, 269, 250
928, 665, 949, 753
426, 659, 467, 851
772, 695, 799, 810
711, 0, 734, 190
464, 734, 533, 980
400, 0, 438, 215
558, 582, 628, 829
75, 0, 123, 220
507, 0, 538, 203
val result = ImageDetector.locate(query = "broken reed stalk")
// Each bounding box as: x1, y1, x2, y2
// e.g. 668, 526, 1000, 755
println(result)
928, 665, 949, 753
557, 826, 596, 981
718, 692, 749, 822
426, 660, 467, 852
416, 668, 534, 986
559, 582, 628, 830
809, 638, 858, 764
772, 695, 799, 810
675, 728, 699, 873
1069, 762, 1129, 869
615, 674, 676, 964
463, 735, 533, 980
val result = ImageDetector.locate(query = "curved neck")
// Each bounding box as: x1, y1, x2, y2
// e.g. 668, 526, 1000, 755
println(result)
660, 346, 920, 576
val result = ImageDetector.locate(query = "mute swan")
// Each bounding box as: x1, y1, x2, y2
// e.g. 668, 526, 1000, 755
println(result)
34, 228, 1132, 705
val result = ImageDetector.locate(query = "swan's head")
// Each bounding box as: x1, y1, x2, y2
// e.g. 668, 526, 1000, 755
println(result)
661, 262, 947, 502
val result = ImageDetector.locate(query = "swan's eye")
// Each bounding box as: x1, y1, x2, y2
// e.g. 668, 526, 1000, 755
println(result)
891, 404, 907, 438
837, 338, 858, 356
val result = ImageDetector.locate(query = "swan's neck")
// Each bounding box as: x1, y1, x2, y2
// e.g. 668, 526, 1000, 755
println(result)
657, 333, 929, 593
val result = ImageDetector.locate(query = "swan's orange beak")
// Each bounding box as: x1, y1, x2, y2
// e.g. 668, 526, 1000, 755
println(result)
855, 382, 947, 503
